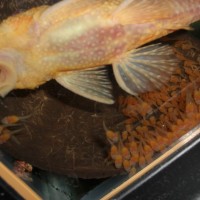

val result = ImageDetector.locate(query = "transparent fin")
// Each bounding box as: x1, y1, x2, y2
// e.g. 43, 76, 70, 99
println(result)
112, 0, 172, 24
39, 0, 103, 30
55, 67, 114, 104
112, 43, 178, 95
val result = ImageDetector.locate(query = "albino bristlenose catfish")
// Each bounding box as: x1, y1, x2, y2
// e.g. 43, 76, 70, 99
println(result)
0, 0, 200, 104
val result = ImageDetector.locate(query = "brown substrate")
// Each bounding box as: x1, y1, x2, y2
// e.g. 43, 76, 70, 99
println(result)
0, 0, 200, 179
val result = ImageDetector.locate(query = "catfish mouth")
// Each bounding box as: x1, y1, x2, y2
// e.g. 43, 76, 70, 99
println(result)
0, 66, 7, 82
0, 66, 9, 97
0, 63, 17, 97
0, 85, 8, 96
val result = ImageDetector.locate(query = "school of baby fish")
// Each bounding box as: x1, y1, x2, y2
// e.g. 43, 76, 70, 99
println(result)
105, 38, 200, 175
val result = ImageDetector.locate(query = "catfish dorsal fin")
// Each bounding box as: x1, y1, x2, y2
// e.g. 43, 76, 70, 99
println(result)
39, 0, 104, 30
112, 0, 174, 25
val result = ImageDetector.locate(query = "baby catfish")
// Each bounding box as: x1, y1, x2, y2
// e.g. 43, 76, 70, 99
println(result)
0, 0, 199, 103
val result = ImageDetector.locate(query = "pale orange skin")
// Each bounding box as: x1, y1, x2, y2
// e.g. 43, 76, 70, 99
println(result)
0, 0, 199, 91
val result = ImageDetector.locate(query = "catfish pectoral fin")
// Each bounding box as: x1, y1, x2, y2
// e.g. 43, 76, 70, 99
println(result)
55, 66, 114, 104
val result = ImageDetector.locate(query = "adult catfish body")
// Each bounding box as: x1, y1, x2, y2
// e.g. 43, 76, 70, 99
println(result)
0, 0, 199, 103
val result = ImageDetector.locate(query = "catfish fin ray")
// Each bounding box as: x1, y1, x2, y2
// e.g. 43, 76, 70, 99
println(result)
39, 0, 104, 30
112, 0, 174, 24
55, 67, 114, 104
112, 43, 178, 95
